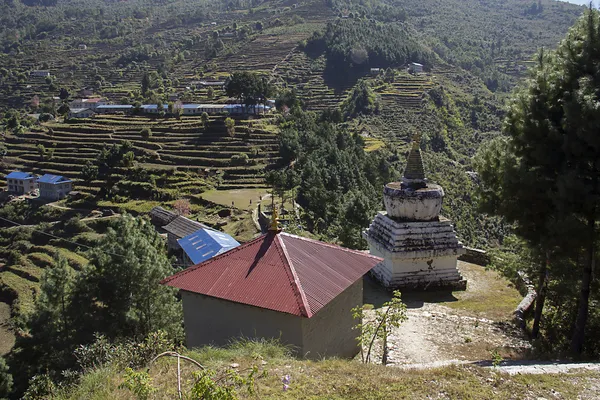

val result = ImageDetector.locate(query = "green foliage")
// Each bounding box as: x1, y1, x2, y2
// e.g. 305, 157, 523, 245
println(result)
305, 19, 434, 82
341, 79, 379, 119
224, 72, 274, 108
475, 9, 600, 356
119, 368, 156, 400
190, 365, 262, 400
352, 290, 407, 364
0, 357, 12, 400
225, 117, 235, 136
277, 110, 399, 248
82, 215, 183, 341
139, 127, 152, 139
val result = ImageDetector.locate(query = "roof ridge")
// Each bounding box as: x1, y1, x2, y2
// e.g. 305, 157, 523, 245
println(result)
276, 235, 312, 318
160, 233, 267, 285
279, 232, 382, 260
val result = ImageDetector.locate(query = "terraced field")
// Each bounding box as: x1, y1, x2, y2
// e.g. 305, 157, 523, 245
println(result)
1, 114, 280, 198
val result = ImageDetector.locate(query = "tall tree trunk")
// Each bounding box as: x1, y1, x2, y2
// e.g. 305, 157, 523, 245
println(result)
532, 254, 549, 339
571, 217, 595, 354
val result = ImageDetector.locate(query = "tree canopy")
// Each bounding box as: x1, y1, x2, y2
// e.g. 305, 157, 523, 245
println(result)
475, 8, 600, 355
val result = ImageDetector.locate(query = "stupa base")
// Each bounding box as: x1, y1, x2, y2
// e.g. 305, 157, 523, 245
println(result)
363, 212, 467, 292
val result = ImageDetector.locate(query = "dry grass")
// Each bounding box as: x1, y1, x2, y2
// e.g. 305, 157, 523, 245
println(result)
54, 343, 600, 400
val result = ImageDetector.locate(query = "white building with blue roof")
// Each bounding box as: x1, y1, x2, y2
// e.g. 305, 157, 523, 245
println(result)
178, 228, 240, 267
38, 174, 73, 200
6, 171, 37, 194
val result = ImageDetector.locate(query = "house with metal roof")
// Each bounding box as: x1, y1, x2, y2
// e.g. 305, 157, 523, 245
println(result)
149, 206, 178, 227
5, 171, 37, 194
162, 223, 382, 359
95, 104, 134, 114
162, 216, 210, 251
68, 108, 95, 119
178, 228, 240, 267
38, 174, 73, 200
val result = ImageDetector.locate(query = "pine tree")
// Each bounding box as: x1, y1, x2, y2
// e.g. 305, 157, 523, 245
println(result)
475, 8, 600, 353
82, 215, 183, 341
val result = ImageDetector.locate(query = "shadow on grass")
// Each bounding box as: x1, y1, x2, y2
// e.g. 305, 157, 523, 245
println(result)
363, 275, 459, 309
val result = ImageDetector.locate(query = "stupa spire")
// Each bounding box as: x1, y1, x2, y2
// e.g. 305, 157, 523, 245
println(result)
269, 206, 281, 233
402, 133, 426, 188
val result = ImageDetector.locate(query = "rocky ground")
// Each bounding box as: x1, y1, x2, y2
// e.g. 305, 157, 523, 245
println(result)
363, 261, 531, 366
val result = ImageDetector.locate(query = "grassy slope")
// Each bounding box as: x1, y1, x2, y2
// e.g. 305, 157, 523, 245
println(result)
54, 341, 599, 399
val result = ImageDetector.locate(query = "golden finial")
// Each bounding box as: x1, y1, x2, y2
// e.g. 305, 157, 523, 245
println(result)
411, 132, 422, 150
269, 207, 280, 232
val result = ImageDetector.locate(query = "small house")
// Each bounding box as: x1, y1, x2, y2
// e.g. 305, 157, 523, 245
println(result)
78, 44, 87, 50
6, 172, 37, 194
150, 206, 178, 227
70, 98, 107, 110
178, 228, 240, 267
38, 174, 73, 200
30, 70, 50, 77
141, 104, 169, 114
68, 108, 94, 119
370, 68, 381, 76
410, 62, 424, 74
162, 216, 210, 251
95, 104, 134, 114
161, 228, 383, 358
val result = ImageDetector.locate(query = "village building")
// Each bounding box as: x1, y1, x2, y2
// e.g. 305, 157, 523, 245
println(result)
5, 171, 37, 194
95, 104, 134, 114
30, 70, 50, 77
410, 62, 424, 74
37, 174, 73, 200
161, 219, 382, 358
370, 68, 382, 76
78, 44, 87, 50
162, 216, 211, 251
178, 228, 240, 267
149, 206, 178, 227
363, 135, 466, 290
68, 108, 95, 119
70, 97, 107, 110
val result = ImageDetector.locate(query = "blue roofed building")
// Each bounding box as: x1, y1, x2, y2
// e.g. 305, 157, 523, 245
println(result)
6, 171, 37, 194
38, 174, 73, 200
178, 228, 240, 267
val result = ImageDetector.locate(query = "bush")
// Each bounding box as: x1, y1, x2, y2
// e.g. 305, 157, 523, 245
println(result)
230, 153, 249, 166
140, 127, 152, 139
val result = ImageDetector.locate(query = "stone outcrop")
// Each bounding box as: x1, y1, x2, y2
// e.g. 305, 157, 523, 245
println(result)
364, 134, 466, 290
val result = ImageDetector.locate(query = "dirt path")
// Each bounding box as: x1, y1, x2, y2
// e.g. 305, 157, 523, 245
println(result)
364, 262, 530, 366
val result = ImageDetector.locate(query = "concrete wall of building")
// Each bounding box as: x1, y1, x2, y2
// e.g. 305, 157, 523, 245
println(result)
8, 178, 37, 194
181, 291, 304, 352
39, 182, 72, 200
300, 279, 362, 359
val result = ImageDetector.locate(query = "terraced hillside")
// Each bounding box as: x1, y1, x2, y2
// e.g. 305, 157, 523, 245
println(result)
1, 115, 280, 198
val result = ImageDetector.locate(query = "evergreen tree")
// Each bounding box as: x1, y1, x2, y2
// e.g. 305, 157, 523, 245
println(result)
81, 215, 183, 341
475, 9, 600, 354
0, 356, 12, 400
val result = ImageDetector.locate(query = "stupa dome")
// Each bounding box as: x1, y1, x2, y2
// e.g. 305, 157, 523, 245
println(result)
383, 134, 444, 221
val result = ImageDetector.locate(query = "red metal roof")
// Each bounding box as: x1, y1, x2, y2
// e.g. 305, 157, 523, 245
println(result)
161, 232, 382, 317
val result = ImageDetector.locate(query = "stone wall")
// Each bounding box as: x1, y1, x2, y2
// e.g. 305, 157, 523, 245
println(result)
458, 247, 490, 266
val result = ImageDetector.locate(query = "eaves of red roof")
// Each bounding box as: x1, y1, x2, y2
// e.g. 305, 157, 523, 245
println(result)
161, 232, 382, 318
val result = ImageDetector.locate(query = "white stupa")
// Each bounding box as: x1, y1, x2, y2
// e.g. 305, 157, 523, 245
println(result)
363, 135, 466, 290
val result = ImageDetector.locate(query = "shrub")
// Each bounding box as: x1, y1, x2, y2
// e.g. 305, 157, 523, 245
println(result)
230, 153, 249, 166
140, 127, 152, 139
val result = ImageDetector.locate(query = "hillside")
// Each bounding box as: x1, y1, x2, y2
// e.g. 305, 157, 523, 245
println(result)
0, 0, 594, 396
47, 341, 600, 399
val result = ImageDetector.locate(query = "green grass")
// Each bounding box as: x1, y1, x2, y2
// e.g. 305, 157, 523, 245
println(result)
0, 301, 15, 356
363, 137, 385, 152
53, 340, 596, 400
445, 262, 522, 320
0, 271, 37, 316
201, 188, 268, 210
96, 200, 162, 214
